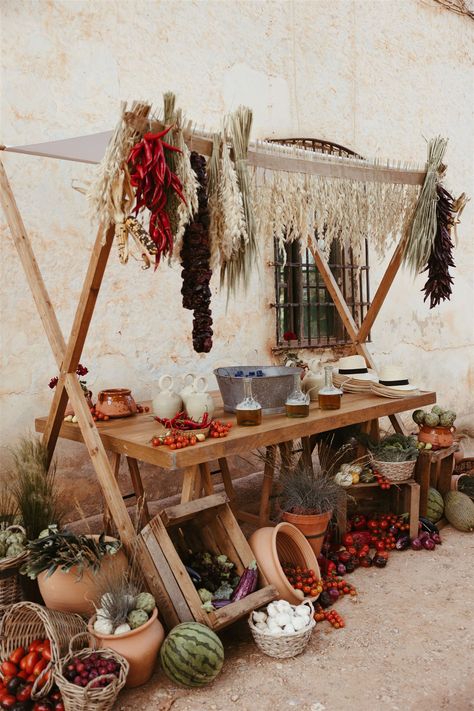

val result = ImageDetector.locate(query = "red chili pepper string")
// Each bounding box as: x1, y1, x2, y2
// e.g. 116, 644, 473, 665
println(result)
128, 129, 186, 266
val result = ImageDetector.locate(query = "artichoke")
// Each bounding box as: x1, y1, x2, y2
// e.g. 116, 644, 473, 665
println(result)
431, 405, 444, 415
6, 532, 26, 546
127, 609, 149, 630
6, 542, 25, 557
424, 412, 440, 427
412, 409, 426, 425
0, 531, 9, 544
440, 411, 456, 427
135, 591, 156, 614
0, 542, 6, 558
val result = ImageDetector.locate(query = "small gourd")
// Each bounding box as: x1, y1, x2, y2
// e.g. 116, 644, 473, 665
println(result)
134, 592, 156, 615
114, 623, 131, 636
335, 471, 353, 488
127, 608, 149, 630
93, 616, 114, 635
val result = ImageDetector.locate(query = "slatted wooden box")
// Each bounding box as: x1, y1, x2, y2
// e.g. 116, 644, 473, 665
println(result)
140, 494, 278, 631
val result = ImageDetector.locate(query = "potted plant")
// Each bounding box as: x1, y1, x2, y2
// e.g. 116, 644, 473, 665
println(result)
22, 527, 127, 616
88, 558, 164, 687
412, 406, 456, 449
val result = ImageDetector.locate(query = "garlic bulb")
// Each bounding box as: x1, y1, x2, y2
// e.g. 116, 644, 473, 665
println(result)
266, 602, 280, 617
93, 617, 113, 635
294, 605, 311, 618
114, 623, 131, 635
283, 623, 296, 634
275, 612, 292, 627
293, 616, 309, 631
253, 611, 267, 624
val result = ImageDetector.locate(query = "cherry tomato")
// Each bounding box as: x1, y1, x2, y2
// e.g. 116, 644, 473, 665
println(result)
33, 658, 48, 677
1, 695, 17, 708
22, 652, 39, 675
1, 662, 18, 677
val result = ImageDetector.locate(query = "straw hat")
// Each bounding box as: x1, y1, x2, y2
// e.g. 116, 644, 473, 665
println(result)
377, 365, 417, 391
336, 355, 378, 382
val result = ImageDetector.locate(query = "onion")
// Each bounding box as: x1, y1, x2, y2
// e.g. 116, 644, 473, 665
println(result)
431, 533, 442, 545
411, 538, 422, 550
329, 588, 339, 600
337, 563, 346, 576
418, 531, 430, 542
422, 537, 436, 550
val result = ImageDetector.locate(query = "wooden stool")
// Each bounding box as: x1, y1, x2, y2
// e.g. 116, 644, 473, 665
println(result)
103, 453, 150, 534
336, 479, 420, 540
414, 444, 458, 517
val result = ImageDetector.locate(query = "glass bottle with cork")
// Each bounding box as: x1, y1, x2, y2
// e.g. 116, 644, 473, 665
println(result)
318, 365, 343, 410
285, 374, 310, 418
235, 377, 262, 426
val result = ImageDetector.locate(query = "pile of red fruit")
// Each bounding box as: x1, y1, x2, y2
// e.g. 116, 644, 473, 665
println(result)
209, 420, 232, 438
62, 652, 121, 689
314, 607, 345, 628
0, 639, 64, 710
281, 564, 323, 598
152, 432, 201, 449
373, 469, 391, 490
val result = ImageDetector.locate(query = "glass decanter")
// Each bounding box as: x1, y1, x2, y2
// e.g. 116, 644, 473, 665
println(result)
318, 366, 343, 410
285, 374, 310, 418
235, 377, 262, 426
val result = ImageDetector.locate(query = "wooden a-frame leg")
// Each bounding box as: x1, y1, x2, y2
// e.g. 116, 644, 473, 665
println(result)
217, 457, 237, 508
126, 457, 150, 529
259, 445, 277, 526
103, 453, 122, 535
199, 462, 214, 496
181, 465, 201, 503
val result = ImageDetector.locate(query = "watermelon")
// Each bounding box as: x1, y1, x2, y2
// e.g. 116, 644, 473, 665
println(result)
160, 622, 224, 687
426, 488, 444, 523
444, 491, 474, 532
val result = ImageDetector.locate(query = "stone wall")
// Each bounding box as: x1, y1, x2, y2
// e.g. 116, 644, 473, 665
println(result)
1, 0, 473, 519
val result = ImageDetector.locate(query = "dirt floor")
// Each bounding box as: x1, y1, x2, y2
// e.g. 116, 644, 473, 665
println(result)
118, 525, 474, 711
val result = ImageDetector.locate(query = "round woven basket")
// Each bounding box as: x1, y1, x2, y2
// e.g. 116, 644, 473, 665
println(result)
55, 633, 129, 711
0, 601, 87, 698
0, 525, 28, 607
248, 601, 315, 659
372, 458, 416, 483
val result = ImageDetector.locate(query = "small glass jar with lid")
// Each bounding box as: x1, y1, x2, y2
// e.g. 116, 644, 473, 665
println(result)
318, 366, 343, 410
235, 377, 262, 426
285, 374, 310, 418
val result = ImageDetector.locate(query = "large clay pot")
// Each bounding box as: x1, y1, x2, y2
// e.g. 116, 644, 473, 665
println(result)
96, 388, 138, 418
88, 607, 164, 688
281, 510, 332, 557
38, 538, 127, 616
249, 522, 320, 604
418, 425, 455, 449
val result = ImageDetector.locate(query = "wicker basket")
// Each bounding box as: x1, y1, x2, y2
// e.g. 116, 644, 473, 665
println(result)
372, 458, 416, 483
0, 601, 87, 698
0, 525, 28, 607
454, 457, 474, 476
55, 633, 129, 711
248, 601, 315, 659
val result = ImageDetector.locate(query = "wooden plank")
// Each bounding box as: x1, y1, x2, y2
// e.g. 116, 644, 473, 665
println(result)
259, 445, 276, 526
0, 158, 66, 365
414, 454, 432, 518
217, 457, 237, 508
407, 482, 420, 539
134, 535, 181, 629
103, 453, 121, 535
438, 456, 454, 498
212, 585, 279, 631
217, 505, 256, 568
140, 523, 192, 625
148, 515, 209, 625
181, 465, 201, 503
126, 457, 150, 528
199, 463, 214, 496
161, 494, 228, 528
207, 516, 245, 575
41, 376, 70, 464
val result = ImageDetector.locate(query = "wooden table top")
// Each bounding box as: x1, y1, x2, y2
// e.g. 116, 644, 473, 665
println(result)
35, 391, 436, 470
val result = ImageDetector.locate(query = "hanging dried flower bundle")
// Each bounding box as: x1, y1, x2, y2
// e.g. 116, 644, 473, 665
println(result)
128, 128, 186, 266
180, 153, 213, 353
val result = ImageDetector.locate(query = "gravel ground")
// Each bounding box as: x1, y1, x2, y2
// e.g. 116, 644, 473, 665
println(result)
119, 526, 474, 711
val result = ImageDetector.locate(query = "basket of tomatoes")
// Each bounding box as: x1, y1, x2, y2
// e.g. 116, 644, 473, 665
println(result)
0, 603, 86, 700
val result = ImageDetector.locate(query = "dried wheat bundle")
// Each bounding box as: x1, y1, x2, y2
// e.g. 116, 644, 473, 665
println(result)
88, 101, 151, 231
403, 136, 448, 273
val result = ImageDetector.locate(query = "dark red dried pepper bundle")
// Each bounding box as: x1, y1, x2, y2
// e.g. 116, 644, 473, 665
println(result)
422, 184, 456, 309
180, 152, 213, 353
128, 128, 185, 265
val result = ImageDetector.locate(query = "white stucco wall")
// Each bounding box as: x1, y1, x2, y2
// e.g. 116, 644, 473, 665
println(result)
1, 0, 473, 490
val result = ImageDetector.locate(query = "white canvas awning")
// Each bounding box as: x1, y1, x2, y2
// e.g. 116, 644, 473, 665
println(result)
3, 131, 114, 164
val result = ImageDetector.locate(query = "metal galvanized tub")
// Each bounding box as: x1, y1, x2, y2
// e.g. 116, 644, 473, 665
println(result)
214, 366, 303, 415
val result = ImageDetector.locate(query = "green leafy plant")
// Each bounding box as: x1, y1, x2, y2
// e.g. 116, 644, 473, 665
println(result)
368, 433, 419, 463
10, 436, 64, 540
22, 528, 121, 580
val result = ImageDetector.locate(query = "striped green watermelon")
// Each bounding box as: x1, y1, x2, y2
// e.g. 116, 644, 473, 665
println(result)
426, 488, 444, 523
160, 622, 224, 687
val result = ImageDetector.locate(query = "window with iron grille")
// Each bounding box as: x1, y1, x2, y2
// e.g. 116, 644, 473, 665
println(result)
269, 138, 371, 348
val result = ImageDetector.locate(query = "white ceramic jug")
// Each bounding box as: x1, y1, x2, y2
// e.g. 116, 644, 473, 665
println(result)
185, 376, 215, 423
152, 375, 183, 420
302, 359, 325, 402
179, 373, 196, 406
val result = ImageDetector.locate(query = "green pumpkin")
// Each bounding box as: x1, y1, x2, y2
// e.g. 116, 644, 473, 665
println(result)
444, 491, 474, 532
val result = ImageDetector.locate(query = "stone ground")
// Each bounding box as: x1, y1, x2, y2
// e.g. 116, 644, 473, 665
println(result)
118, 526, 474, 711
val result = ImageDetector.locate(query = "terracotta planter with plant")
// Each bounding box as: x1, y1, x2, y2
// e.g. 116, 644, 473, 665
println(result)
22, 528, 126, 616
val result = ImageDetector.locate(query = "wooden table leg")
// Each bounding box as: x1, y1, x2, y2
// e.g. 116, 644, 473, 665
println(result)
199, 462, 214, 496
438, 455, 454, 497
181, 465, 201, 503
408, 482, 420, 539
126, 457, 150, 529
301, 436, 313, 471
103, 453, 121, 535
259, 445, 277, 527
217, 457, 237, 506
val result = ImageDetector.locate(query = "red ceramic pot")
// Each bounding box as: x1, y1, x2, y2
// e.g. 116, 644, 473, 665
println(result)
418, 425, 455, 450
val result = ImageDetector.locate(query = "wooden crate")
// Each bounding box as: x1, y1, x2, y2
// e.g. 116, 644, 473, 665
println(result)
414, 444, 458, 517
140, 494, 278, 631
336, 480, 420, 540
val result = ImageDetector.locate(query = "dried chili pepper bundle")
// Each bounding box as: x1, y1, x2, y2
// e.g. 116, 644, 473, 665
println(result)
180, 152, 213, 353
128, 128, 185, 265
422, 184, 456, 309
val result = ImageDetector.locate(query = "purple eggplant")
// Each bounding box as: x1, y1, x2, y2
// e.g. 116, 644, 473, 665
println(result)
419, 517, 439, 535
231, 560, 258, 602
395, 534, 410, 551
212, 599, 232, 608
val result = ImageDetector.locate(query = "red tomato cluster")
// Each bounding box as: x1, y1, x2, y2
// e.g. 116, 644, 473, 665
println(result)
282, 564, 323, 598
373, 469, 391, 490
314, 607, 345, 628
0, 639, 64, 710
152, 432, 199, 449
209, 420, 232, 438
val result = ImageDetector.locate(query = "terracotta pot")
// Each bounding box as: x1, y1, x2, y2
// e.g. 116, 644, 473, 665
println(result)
451, 473, 470, 491
38, 538, 127, 616
281, 510, 332, 557
64, 390, 93, 417
96, 388, 138, 418
88, 607, 164, 688
418, 424, 455, 449
249, 522, 320, 604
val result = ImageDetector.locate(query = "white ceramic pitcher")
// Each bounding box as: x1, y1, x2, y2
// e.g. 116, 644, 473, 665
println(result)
185, 376, 215, 423
152, 375, 183, 420
179, 373, 196, 406
302, 358, 325, 402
